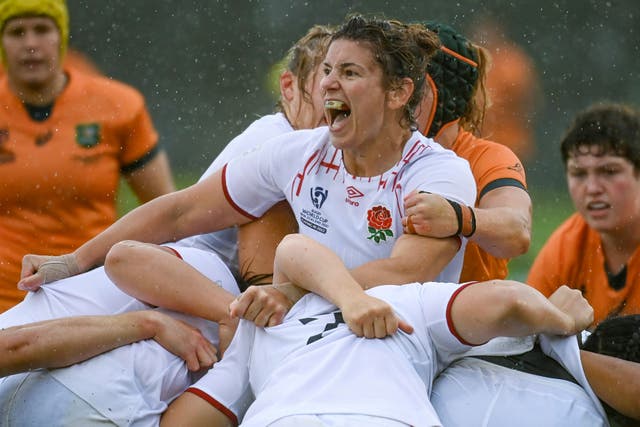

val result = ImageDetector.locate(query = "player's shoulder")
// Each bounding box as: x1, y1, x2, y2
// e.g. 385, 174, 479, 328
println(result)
263, 126, 330, 156
244, 113, 293, 137
455, 130, 520, 162
403, 132, 467, 168
541, 213, 593, 253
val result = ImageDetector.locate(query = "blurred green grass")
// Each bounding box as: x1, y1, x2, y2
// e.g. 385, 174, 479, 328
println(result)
117, 178, 575, 282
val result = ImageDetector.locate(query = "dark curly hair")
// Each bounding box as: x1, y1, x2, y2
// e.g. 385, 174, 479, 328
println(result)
560, 103, 640, 170
332, 14, 441, 129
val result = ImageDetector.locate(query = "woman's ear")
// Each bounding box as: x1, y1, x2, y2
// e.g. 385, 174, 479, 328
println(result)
280, 70, 295, 103
387, 77, 414, 111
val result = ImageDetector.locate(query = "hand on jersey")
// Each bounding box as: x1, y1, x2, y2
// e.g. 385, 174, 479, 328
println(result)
402, 190, 459, 238
229, 284, 303, 327
217, 315, 239, 358
150, 311, 218, 372
341, 293, 414, 338
18, 253, 80, 291
548, 285, 594, 335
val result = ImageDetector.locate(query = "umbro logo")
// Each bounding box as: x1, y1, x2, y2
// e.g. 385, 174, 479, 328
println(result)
346, 186, 364, 199
345, 186, 363, 207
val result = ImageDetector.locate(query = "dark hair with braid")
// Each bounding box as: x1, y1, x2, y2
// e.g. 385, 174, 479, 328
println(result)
332, 14, 441, 129
582, 314, 640, 426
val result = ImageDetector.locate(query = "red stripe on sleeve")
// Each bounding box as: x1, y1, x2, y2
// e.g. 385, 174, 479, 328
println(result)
163, 246, 183, 259
185, 387, 239, 426
445, 281, 480, 346
221, 164, 259, 221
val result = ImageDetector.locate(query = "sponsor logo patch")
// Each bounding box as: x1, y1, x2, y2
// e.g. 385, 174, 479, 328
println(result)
76, 123, 101, 148
345, 185, 364, 207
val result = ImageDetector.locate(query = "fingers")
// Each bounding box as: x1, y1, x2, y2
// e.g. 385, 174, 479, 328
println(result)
405, 215, 416, 234
352, 315, 411, 338
229, 286, 290, 327
549, 285, 594, 334
397, 319, 414, 334
229, 292, 254, 318
17, 273, 44, 291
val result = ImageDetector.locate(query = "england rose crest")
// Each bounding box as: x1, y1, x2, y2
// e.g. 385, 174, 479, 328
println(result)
367, 205, 394, 243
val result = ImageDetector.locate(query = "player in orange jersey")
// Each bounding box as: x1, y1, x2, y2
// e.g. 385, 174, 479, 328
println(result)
407, 22, 531, 283
528, 103, 640, 327
0, 0, 175, 310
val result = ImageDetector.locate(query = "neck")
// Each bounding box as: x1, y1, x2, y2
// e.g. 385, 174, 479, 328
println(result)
10, 71, 67, 106
433, 121, 460, 148
601, 227, 640, 274
343, 128, 412, 177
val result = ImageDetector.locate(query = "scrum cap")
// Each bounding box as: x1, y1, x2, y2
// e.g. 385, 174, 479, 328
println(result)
422, 22, 478, 138
0, 0, 68, 63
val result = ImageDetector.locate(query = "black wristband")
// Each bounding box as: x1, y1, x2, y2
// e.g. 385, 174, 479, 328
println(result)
463, 206, 477, 238
445, 199, 463, 237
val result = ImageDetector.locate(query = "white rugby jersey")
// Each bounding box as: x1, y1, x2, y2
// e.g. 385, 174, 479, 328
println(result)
223, 127, 476, 282
431, 334, 608, 426
189, 282, 474, 427
178, 113, 295, 276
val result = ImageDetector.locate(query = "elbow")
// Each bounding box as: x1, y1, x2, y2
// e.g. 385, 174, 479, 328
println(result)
490, 280, 536, 331
104, 240, 147, 290
489, 224, 531, 259
512, 228, 532, 257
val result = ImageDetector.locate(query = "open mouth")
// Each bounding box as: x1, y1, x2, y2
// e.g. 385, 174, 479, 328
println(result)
325, 100, 351, 127
587, 201, 610, 211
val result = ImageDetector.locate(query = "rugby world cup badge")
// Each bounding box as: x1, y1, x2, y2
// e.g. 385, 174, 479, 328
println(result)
300, 186, 330, 234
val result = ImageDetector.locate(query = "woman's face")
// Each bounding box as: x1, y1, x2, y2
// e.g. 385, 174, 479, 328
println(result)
2, 16, 62, 89
320, 39, 389, 151
566, 150, 640, 235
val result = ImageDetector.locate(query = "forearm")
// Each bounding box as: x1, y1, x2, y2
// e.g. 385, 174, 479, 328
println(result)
105, 242, 235, 323
470, 205, 531, 258
274, 234, 363, 308
74, 193, 186, 272
75, 170, 244, 273
581, 350, 640, 419
470, 188, 531, 258
0, 311, 158, 377
451, 280, 580, 345
350, 234, 459, 289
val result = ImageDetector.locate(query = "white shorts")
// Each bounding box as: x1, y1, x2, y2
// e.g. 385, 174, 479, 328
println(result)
267, 414, 411, 427
0, 370, 115, 426
431, 357, 606, 427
